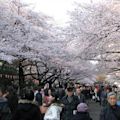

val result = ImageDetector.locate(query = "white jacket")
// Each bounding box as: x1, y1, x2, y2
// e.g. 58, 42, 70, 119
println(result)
44, 103, 62, 120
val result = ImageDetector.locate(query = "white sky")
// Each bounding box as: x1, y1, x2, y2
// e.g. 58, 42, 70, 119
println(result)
21, 0, 93, 26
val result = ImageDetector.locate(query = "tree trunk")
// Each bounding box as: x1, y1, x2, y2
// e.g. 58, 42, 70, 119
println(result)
19, 62, 25, 96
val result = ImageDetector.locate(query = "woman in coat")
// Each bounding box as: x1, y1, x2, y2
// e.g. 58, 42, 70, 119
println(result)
44, 92, 62, 120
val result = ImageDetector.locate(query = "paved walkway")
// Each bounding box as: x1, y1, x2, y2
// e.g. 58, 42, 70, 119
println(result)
88, 100, 101, 120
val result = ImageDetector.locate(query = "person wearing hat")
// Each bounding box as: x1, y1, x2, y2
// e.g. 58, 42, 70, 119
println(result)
99, 92, 120, 120
61, 87, 79, 120
74, 103, 92, 120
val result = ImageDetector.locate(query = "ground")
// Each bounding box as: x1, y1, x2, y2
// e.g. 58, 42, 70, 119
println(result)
88, 100, 101, 120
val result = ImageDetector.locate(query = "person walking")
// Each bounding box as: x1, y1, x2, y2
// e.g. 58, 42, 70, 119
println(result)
75, 86, 86, 103
13, 89, 41, 120
75, 103, 92, 120
35, 88, 42, 106
5, 86, 18, 117
44, 92, 62, 120
0, 86, 12, 120
99, 92, 120, 120
61, 87, 79, 120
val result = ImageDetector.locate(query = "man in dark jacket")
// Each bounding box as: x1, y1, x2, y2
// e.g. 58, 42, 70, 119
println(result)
99, 92, 120, 120
75, 86, 86, 103
61, 87, 79, 120
56, 85, 65, 100
6, 86, 18, 117
35, 88, 42, 106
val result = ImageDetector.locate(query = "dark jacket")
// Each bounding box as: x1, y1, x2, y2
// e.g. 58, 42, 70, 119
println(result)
76, 94, 86, 103
35, 92, 42, 106
75, 112, 92, 120
100, 91, 107, 107
61, 95, 79, 120
6, 93, 18, 116
13, 99, 41, 120
99, 104, 120, 120
0, 97, 12, 120
56, 88, 65, 100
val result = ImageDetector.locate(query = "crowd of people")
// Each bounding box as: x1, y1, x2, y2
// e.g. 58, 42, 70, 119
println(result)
0, 82, 120, 120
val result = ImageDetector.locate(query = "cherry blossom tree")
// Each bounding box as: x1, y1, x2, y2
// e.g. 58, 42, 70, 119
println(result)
0, 0, 70, 87
62, 0, 120, 82
1, 0, 120, 85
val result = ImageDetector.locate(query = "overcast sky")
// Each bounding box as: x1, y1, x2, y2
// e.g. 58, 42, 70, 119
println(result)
21, 0, 94, 26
